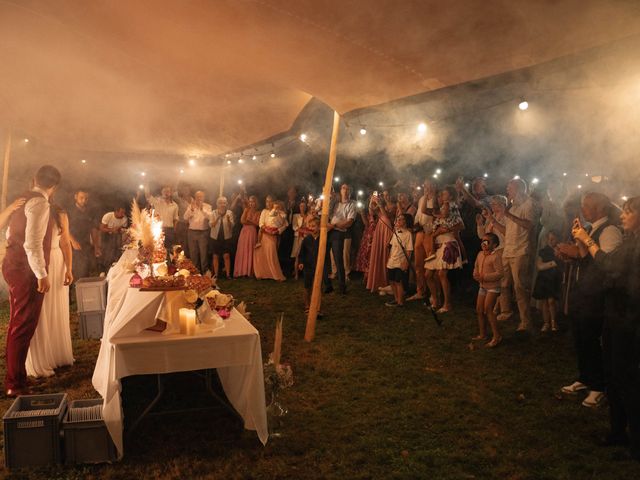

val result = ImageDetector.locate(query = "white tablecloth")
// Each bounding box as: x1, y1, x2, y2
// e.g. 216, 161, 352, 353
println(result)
91, 250, 268, 458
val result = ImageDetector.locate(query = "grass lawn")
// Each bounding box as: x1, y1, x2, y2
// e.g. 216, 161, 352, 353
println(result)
0, 276, 639, 479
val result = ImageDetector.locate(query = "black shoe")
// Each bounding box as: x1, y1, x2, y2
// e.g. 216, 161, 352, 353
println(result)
599, 434, 629, 447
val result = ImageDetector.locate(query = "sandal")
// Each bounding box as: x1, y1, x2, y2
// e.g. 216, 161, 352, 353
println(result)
485, 337, 502, 348
472, 335, 487, 341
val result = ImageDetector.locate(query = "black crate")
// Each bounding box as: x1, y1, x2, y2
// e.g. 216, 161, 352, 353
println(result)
3, 393, 67, 469
63, 399, 117, 464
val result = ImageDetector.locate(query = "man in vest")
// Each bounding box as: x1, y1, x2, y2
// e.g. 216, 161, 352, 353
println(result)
557, 192, 622, 408
3, 165, 61, 397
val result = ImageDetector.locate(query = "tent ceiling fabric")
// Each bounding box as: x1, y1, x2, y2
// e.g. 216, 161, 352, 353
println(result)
1, 0, 640, 156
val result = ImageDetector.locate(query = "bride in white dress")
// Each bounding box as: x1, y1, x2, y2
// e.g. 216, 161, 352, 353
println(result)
26, 207, 74, 377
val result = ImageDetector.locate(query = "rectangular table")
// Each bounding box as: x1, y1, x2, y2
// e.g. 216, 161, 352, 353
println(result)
92, 250, 268, 458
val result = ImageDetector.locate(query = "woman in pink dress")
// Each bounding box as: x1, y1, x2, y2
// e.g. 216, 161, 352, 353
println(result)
253, 196, 287, 281
354, 203, 377, 277
366, 194, 396, 292
234, 195, 261, 277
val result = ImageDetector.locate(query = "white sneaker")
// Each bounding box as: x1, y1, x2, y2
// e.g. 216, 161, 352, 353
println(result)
582, 390, 606, 408
561, 381, 588, 394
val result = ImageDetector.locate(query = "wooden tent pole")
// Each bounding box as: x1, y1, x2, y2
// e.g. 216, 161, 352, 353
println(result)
305, 110, 340, 342
1, 131, 11, 211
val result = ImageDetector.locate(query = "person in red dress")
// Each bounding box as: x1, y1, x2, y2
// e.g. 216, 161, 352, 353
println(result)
2, 165, 61, 397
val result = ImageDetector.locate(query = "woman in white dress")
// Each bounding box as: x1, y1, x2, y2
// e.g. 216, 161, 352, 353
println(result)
26, 206, 74, 377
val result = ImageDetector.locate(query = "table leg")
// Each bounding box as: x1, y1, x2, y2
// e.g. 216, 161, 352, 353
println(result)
204, 369, 244, 424
127, 374, 166, 434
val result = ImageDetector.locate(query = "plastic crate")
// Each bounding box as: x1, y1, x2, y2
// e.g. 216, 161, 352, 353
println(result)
75, 277, 107, 313
79, 311, 105, 340
3, 393, 67, 469
63, 399, 117, 464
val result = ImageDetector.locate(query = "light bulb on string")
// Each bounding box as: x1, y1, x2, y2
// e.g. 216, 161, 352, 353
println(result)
357, 190, 363, 196
238, 158, 244, 164
417, 123, 427, 134
237, 179, 243, 185
226, 160, 231, 165
179, 169, 184, 174
621, 195, 629, 202
416, 186, 422, 190
531, 177, 539, 185
465, 183, 470, 188
334, 176, 340, 183
378, 181, 384, 187
435, 168, 442, 175
23, 138, 29, 143
483, 173, 488, 178
138, 184, 144, 190
433, 174, 438, 179
140, 172, 146, 177
360, 128, 367, 136
577, 184, 583, 189
357, 201, 363, 209
299, 133, 307, 142
188, 159, 196, 167
518, 100, 529, 111
252, 155, 257, 161
563, 172, 567, 177
81, 159, 87, 164
270, 153, 276, 158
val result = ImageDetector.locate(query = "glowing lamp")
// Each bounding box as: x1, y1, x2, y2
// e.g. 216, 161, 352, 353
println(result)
357, 190, 363, 196
81, 159, 87, 164
483, 173, 488, 178
141, 172, 146, 177
435, 168, 442, 175
138, 184, 144, 190
334, 177, 340, 182
433, 174, 438, 179
360, 128, 367, 136
270, 153, 276, 158
378, 181, 384, 187
577, 185, 583, 189
237, 179, 243, 185
513, 175, 520, 180
416, 186, 422, 190
622, 195, 629, 202
227, 160, 231, 165
23, 138, 29, 143
417, 123, 427, 134
238, 158, 244, 164
300, 133, 307, 142
465, 183, 470, 188
252, 155, 257, 160
563, 172, 567, 176
319, 194, 325, 200
179, 169, 184, 174
532, 178, 539, 185
188, 159, 196, 166
518, 101, 529, 111
357, 201, 363, 209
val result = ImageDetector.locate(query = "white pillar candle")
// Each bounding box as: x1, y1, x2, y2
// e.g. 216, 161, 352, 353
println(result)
178, 308, 190, 334
185, 309, 197, 336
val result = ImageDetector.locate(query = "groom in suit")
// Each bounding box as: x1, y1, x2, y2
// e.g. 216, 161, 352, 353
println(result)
3, 165, 61, 397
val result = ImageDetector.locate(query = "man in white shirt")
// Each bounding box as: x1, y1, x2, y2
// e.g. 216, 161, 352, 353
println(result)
3, 165, 61, 397
183, 191, 212, 274
209, 196, 235, 279
326, 184, 356, 295
495, 178, 538, 331
173, 183, 193, 257
146, 185, 179, 250
100, 206, 128, 271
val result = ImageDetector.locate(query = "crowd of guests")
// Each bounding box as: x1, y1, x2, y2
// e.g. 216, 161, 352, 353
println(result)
5, 167, 637, 460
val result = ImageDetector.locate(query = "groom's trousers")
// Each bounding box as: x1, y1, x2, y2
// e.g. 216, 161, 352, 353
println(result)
2, 263, 45, 391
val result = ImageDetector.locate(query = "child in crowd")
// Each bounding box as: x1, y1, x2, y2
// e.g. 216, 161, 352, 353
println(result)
385, 213, 414, 307
533, 230, 562, 332
424, 186, 463, 262
297, 217, 326, 315
472, 233, 503, 347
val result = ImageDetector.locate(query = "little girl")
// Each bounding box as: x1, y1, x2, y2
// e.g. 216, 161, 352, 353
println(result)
472, 233, 503, 347
256, 199, 287, 247
532, 230, 562, 332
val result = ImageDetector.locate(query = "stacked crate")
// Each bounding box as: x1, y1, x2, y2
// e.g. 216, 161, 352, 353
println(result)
75, 277, 107, 339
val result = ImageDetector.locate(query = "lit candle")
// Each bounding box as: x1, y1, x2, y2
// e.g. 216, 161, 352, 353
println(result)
178, 308, 190, 334
186, 309, 197, 336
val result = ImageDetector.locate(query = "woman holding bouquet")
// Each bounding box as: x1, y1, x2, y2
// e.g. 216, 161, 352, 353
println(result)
254, 196, 287, 281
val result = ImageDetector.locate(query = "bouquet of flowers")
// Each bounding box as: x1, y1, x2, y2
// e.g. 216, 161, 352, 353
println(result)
204, 290, 234, 319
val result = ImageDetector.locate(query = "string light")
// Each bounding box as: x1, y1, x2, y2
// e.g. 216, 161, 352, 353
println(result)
138, 184, 144, 190
179, 169, 184, 174
319, 194, 325, 200
518, 100, 529, 111
270, 153, 276, 158
357, 190, 363, 196
237, 179, 243, 185
531, 177, 539, 185
357, 201, 364, 209
432, 174, 438, 179
238, 158, 244, 164
188, 159, 196, 167
465, 183, 470, 188
483, 173, 489, 178
81, 159, 87, 164
227, 160, 232, 165
225, 154, 229, 158
334, 176, 340, 182
299, 133, 308, 142
140, 172, 146, 177
378, 181, 384, 187
416, 186, 422, 190
563, 172, 567, 176
577, 184, 583, 189
435, 168, 442, 175
621, 195, 629, 201
23, 138, 29, 143
360, 128, 367, 136
252, 155, 257, 161
417, 123, 427, 135
513, 175, 520, 179
585, 173, 589, 177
